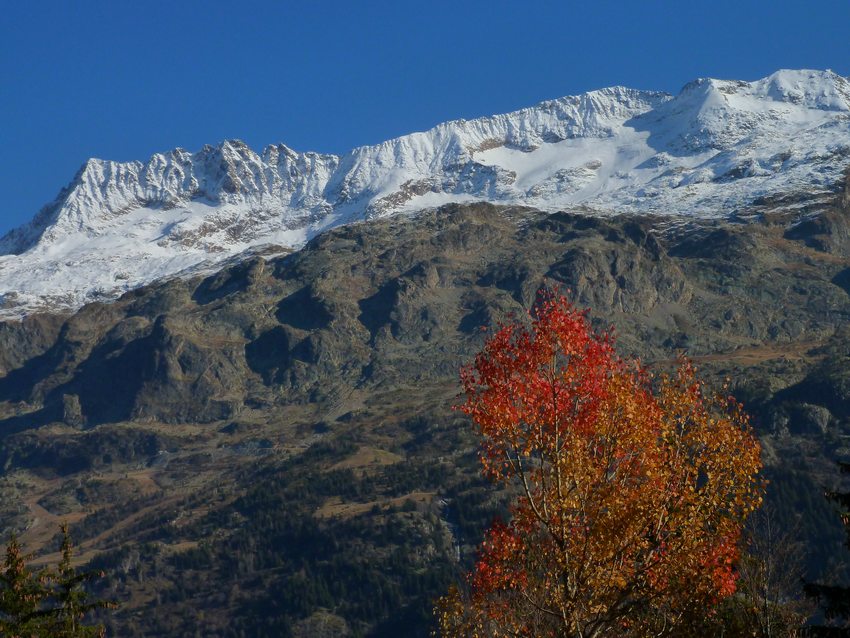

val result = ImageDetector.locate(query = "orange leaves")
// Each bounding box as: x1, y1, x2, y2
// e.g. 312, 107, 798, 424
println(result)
437, 293, 764, 637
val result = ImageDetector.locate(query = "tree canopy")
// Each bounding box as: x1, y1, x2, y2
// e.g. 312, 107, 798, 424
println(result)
0, 524, 115, 638
437, 294, 764, 637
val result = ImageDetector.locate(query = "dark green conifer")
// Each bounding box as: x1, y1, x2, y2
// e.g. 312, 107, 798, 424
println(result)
44, 523, 115, 638
1, 524, 116, 638
804, 460, 850, 635
0, 534, 50, 637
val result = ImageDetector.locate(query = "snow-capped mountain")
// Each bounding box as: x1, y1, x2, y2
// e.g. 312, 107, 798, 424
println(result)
2, 69, 849, 317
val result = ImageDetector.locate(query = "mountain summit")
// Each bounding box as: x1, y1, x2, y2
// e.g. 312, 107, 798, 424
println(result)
2, 69, 849, 317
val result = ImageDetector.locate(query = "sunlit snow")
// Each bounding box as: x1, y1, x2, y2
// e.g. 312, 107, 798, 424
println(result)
1, 69, 848, 318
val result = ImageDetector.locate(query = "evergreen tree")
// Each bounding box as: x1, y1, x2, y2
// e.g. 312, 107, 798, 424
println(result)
44, 523, 115, 638
804, 460, 850, 635
0, 524, 116, 638
0, 534, 50, 638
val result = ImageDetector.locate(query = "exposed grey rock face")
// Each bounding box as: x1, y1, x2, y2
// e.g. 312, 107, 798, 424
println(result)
0, 190, 848, 435
1, 191, 849, 637
61, 394, 84, 429
792, 404, 833, 435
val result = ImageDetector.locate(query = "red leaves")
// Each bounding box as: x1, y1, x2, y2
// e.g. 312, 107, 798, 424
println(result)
470, 521, 528, 595
438, 293, 764, 637
458, 296, 621, 482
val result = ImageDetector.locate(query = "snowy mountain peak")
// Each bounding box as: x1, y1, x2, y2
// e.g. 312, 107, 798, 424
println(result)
676, 69, 850, 110
755, 68, 850, 110
2, 69, 849, 318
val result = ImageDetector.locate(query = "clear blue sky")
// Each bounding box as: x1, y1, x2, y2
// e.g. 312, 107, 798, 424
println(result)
2, 0, 848, 236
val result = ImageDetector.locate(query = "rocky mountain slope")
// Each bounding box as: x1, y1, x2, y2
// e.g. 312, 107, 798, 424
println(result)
1, 69, 849, 316
1, 176, 849, 634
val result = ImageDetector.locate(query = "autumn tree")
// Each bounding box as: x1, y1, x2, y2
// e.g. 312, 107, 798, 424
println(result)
730, 508, 812, 637
690, 507, 812, 637
436, 294, 764, 637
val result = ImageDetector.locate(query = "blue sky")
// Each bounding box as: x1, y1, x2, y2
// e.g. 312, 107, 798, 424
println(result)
2, 0, 848, 236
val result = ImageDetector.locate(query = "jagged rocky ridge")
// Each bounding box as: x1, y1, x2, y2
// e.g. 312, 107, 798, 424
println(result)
1, 190, 850, 634
1, 69, 849, 316
1, 188, 849, 432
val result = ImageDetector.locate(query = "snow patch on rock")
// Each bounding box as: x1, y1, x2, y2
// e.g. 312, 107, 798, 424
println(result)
2, 69, 849, 317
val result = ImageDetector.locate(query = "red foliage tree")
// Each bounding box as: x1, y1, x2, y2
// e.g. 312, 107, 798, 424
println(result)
436, 294, 763, 637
